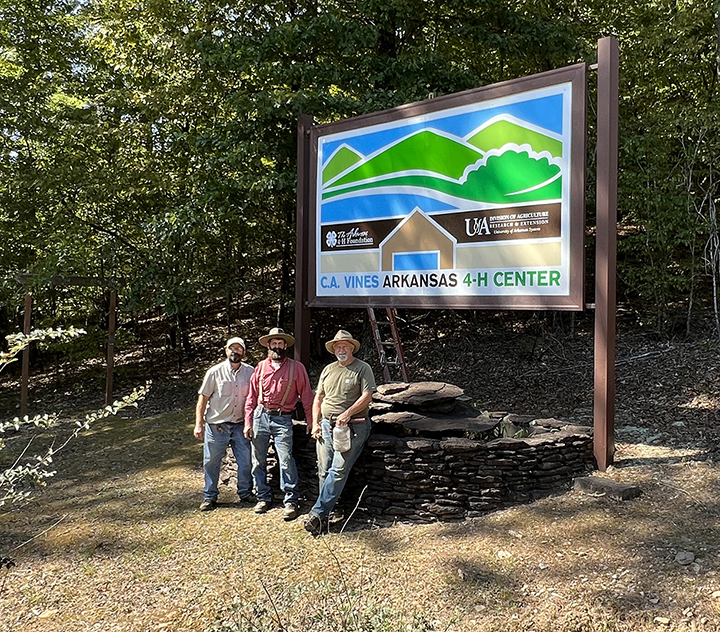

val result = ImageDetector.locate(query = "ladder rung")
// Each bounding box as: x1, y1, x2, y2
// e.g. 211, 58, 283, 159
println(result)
367, 306, 409, 383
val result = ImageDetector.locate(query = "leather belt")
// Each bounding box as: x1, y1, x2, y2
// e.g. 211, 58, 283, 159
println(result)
262, 406, 290, 416
327, 414, 367, 424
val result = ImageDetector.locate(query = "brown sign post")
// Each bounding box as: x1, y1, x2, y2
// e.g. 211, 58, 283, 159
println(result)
21, 292, 32, 416
295, 114, 313, 365
593, 36, 619, 470
296, 38, 619, 471
105, 289, 117, 406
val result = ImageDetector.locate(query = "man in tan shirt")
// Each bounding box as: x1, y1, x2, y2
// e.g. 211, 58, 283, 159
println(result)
194, 337, 254, 511
304, 330, 376, 536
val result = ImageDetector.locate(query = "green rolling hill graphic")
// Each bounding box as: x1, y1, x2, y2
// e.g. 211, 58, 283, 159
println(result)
322, 145, 363, 184
322, 115, 563, 205
327, 130, 484, 187
323, 151, 561, 204
467, 119, 562, 157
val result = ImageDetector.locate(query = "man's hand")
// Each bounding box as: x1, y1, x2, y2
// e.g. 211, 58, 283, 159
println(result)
193, 422, 204, 440
335, 410, 351, 426
243, 426, 253, 440
311, 421, 323, 440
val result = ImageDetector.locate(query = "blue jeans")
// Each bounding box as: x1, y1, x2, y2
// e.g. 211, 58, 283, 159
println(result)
251, 410, 299, 506
311, 418, 371, 519
203, 422, 252, 501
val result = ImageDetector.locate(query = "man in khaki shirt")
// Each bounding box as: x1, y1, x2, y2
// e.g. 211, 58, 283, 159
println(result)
304, 330, 376, 536
194, 337, 254, 511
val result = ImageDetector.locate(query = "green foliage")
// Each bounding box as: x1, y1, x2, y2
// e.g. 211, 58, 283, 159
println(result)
608, 0, 720, 330
0, 328, 150, 508
0, 0, 718, 333
0, 0, 583, 331
0, 326, 86, 368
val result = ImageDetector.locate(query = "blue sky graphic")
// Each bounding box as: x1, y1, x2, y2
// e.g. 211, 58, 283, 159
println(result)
320, 94, 563, 164
322, 193, 456, 223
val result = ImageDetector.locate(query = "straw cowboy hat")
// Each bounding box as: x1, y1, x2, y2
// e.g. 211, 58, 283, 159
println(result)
325, 330, 360, 354
258, 327, 295, 348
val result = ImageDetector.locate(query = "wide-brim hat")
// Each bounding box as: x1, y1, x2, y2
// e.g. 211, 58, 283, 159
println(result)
259, 327, 295, 348
325, 330, 360, 354
226, 336, 246, 350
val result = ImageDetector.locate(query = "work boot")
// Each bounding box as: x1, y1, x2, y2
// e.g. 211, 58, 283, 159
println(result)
254, 500, 272, 514
199, 499, 217, 512
283, 504, 299, 521
303, 513, 324, 537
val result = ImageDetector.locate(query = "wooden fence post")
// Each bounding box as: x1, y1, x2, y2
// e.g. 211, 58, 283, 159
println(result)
105, 290, 117, 406
21, 292, 32, 416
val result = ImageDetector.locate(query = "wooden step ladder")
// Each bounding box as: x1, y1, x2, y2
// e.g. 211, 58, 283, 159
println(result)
367, 307, 409, 383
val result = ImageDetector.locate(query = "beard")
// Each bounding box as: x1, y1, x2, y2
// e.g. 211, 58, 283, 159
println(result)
228, 352, 243, 363
268, 348, 286, 361
335, 352, 349, 363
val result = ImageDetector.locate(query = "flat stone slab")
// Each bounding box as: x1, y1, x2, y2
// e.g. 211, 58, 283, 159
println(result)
372, 410, 498, 437
504, 413, 536, 425
573, 476, 642, 500
559, 424, 593, 436
405, 415, 498, 436
374, 382, 464, 407
372, 411, 426, 425
532, 417, 568, 429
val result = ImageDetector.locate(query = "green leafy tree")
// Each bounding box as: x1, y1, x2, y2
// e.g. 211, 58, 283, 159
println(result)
1, 0, 586, 335
5, 0, 719, 335
603, 0, 720, 332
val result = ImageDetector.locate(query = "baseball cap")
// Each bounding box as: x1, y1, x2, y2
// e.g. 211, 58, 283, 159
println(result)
226, 337, 246, 350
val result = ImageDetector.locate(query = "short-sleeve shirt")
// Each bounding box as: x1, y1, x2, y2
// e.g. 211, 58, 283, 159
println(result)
316, 358, 376, 419
198, 360, 254, 424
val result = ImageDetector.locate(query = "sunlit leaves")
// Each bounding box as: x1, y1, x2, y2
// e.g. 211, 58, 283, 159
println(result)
0, 0, 718, 331
0, 328, 150, 508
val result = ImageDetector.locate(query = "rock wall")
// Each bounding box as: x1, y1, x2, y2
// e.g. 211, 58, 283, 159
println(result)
342, 429, 595, 522
224, 382, 596, 522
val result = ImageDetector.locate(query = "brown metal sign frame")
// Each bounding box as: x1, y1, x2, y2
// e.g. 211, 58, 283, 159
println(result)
297, 38, 618, 471
304, 63, 587, 311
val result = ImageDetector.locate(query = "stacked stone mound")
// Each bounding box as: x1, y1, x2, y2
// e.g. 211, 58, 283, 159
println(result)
221, 381, 596, 523
368, 382, 591, 440
338, 381, 596, 523
370, 382, 499, 439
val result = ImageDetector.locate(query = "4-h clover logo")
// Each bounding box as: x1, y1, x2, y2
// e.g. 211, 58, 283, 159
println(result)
326, 231, 337, 248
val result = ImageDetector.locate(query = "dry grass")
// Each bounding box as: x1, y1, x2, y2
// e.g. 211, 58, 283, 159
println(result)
2, 405, 720, 632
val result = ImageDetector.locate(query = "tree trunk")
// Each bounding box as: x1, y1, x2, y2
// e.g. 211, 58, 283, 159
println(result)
715, 2, 720, 92
277, 238, 292, 327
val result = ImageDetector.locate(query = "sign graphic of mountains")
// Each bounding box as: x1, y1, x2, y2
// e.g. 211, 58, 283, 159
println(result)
321, 114, 563, 208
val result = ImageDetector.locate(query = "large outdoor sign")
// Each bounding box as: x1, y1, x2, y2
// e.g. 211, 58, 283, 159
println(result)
306, 64, 587, 309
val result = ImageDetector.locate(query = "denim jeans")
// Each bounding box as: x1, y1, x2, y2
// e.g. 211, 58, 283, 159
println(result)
203, 422, 252, 501
251, 409, 299, 506
311, 418, 371, 519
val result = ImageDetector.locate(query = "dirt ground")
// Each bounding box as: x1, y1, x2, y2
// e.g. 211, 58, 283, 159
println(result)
2, 316, 720, 631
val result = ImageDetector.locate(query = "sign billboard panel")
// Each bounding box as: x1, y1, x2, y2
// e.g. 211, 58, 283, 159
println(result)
307, 64, 587, 309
